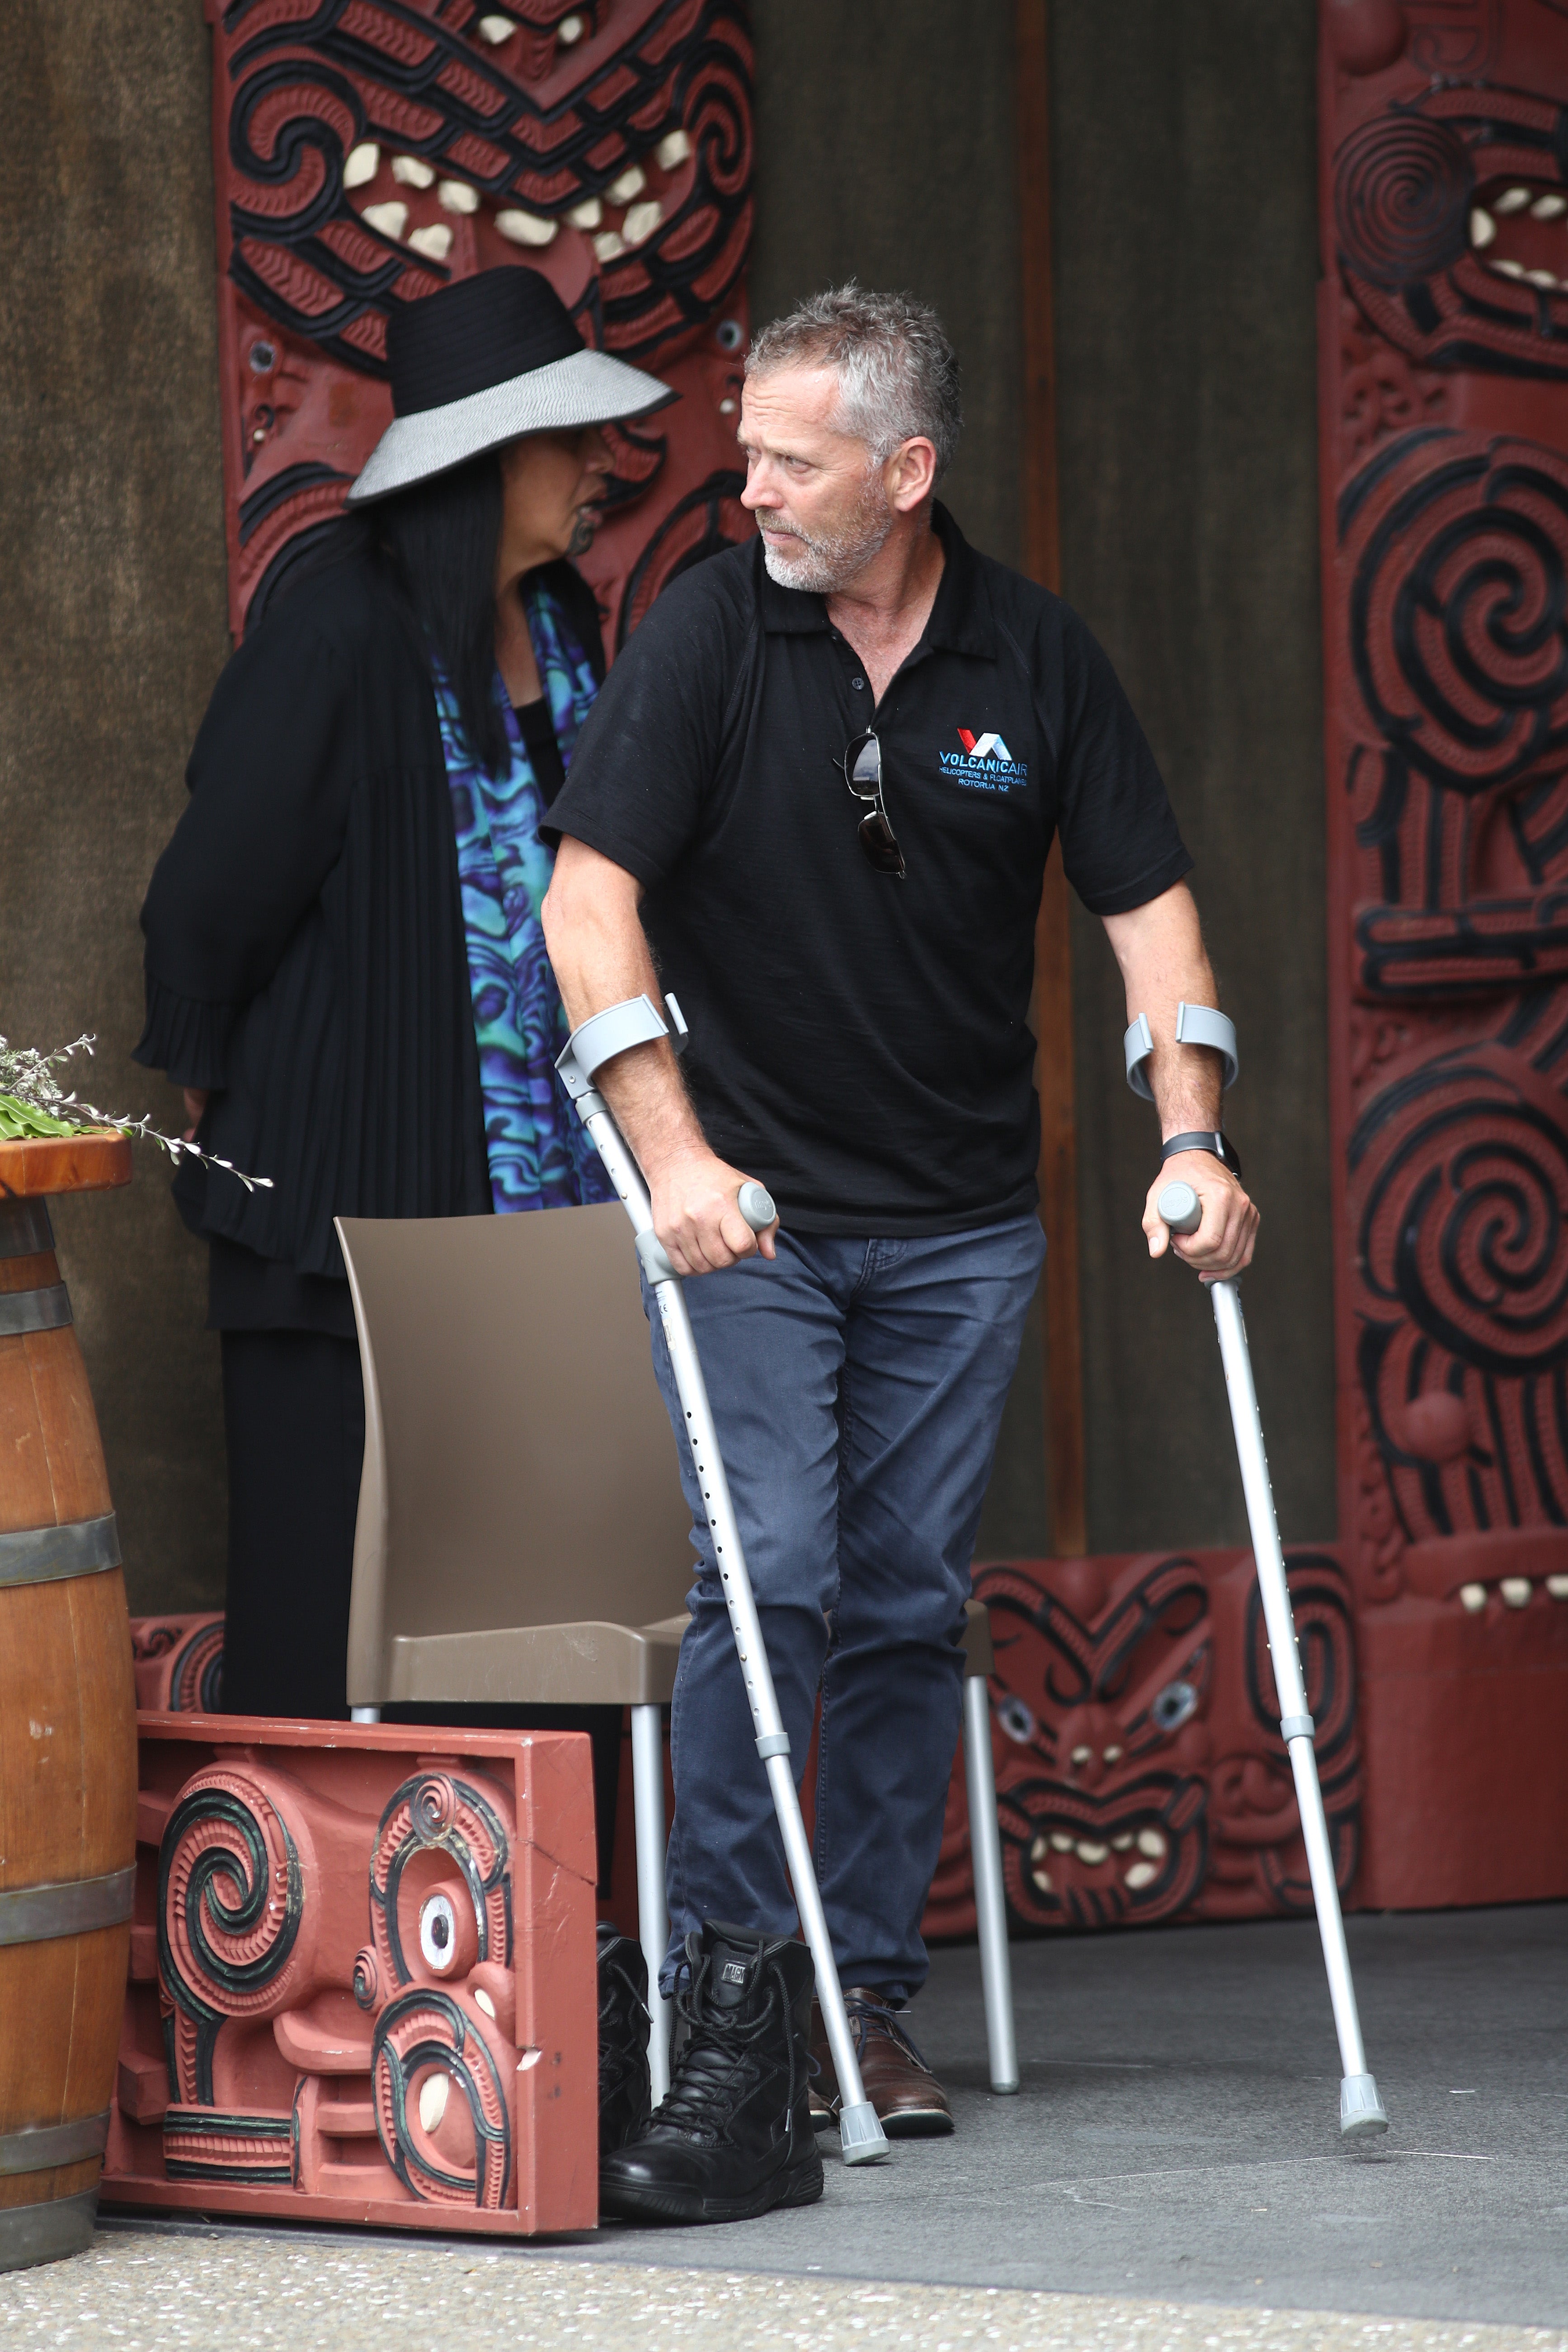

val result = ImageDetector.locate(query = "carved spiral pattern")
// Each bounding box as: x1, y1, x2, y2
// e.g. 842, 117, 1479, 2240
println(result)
1333, 113, 1473, 289
1355, 1048, 1568, 1377
1346, 432, 1568, 797
371, 1988, 511, 2207
370, 1773, 512, 1992
158, 1770, 306, 2106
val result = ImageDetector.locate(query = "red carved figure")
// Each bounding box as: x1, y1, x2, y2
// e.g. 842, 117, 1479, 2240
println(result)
205, 0, 753, 642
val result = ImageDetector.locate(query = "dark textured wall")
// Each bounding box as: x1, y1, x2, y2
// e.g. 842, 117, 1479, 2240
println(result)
1050, 0, 1332, 1553
0, 0, 232, 1612
0, 0, 1330, 1605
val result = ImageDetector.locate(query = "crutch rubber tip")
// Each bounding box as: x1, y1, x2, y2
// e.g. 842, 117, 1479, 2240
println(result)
1339, 2072, 1389, 2136
838, 2100, 891, 2164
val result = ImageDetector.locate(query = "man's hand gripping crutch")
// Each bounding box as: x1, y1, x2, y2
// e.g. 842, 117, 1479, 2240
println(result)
554, 988, 892, 2168
1111, 885, 1389, 2138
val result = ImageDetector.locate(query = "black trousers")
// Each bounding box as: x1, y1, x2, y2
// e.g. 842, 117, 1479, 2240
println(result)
219, 1328, 622, 1882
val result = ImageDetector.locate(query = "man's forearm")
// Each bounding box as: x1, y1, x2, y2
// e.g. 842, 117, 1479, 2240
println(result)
1102, 880, 1225, 1137
542, 838, 709, 1185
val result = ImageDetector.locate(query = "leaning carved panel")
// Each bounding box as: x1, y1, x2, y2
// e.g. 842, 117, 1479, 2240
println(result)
102, 1717, 597, 2234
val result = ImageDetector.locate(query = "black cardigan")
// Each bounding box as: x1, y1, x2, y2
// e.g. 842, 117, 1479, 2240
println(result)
135, 543, 605, 1280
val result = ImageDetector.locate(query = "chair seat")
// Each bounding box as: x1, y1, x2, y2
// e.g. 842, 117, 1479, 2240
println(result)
384, 1618, 685, 1709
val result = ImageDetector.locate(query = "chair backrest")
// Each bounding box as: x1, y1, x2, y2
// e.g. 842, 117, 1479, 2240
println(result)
336, 1202, 695, 1702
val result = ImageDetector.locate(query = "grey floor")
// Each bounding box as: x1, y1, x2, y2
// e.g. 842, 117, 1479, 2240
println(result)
98, 1905, 1568, 2330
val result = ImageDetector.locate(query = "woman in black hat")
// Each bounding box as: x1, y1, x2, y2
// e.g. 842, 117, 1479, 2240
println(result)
135, 268, 671, 1722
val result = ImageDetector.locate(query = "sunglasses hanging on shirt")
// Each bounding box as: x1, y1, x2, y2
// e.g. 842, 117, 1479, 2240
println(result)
839, 730, 906, 879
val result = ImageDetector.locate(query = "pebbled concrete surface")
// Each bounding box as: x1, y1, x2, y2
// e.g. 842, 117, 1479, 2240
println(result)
4, 2233, 1567, 2352
56, 1900, 1568, 2340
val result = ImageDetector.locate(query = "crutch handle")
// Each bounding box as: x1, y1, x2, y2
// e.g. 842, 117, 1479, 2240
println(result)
737, 1181, 777, 1232
1157, 1180, 1202, 1235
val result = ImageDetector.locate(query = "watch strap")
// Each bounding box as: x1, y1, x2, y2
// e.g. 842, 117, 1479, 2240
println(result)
1159, 1129, 1243, 1179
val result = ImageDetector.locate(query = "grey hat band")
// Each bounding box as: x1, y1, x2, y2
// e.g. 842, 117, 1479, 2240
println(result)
348, 347, 673, 506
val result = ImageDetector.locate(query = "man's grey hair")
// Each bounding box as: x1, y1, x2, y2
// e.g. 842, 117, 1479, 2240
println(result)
745, 284, 962, 479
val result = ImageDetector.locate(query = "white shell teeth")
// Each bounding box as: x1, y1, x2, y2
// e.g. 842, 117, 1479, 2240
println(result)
1069, 1743, 1092, 1765
408, 223, 453, 261
473, 1987, 497, 2018
558, 11, 586, 40
1029, 1835, 1053, 1892
418, 2072, 449, 2131
593, 230, 626, 262
392, 155, 434, 187
1136, 1827, 1167, 1859
1495, 186, 1532, 214
623, 199, 662, 246
1546, 1575, 1568, 1599
1499, 1576, 1532, 1607
1470, 207, 1497, 248
439, 179, 480, 214
497, 208, 557, 246
656, 128, 693, 170
1124, 1860, 1158, 1890
362, 201, 409, 240
1076, 1840, 1109, 1866
1459, 1581, 1487, 1612
477, 13, 516, 40
344, 142, 380, 189
607, 165, 646, 203
1532, 193, 1568, 218
1111, 1832, 1134, 1852
1049, 1830, 1074, 1853
1102, 1744, 1124, 1764
567, 197, 602, 230
1493, 258, 1526, 279
1526, 268, 1558, 289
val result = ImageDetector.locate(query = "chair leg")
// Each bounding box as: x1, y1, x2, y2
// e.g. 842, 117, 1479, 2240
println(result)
350, 1706, 381, 1725
630, 1703, 671, 2105
963, 1669, 1018, 2093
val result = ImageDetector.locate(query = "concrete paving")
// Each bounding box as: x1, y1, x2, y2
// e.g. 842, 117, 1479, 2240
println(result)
4, 2232, 1567, 2352
16, 1900, 1563, 2345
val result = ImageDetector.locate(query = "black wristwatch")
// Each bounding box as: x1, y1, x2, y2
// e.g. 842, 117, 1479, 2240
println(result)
1159, 1129, 1243, 1180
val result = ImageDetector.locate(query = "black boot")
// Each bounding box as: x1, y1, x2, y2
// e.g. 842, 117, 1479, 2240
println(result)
598, 1920, 824, 2225
597, 1924, 651, 2158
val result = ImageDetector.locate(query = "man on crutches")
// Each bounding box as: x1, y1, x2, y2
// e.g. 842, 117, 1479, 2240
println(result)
542, 284, 1256, 2225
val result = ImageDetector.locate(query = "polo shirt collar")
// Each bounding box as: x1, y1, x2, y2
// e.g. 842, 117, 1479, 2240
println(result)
757, 501, 998, 659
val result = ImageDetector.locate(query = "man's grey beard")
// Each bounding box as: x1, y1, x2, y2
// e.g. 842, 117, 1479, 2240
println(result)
760, 482, 894, 593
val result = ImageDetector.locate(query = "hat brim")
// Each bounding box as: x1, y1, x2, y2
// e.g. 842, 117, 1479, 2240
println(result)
346, 348, 674, 506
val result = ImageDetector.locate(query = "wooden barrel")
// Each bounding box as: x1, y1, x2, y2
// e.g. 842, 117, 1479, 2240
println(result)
0, 1133, 137, 2272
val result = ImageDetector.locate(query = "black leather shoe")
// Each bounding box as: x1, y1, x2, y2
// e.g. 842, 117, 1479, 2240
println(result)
598, 1920, 824, 2225
597, 1924, 651, 2158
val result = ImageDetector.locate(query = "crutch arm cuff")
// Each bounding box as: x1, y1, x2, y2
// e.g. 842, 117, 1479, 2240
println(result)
1124, 1003, 1239, 1099
557, 992, 688, 1097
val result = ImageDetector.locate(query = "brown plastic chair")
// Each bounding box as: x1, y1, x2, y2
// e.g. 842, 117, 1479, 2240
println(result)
334, 1201, 1018, 2101
335, 1200, 692, 2093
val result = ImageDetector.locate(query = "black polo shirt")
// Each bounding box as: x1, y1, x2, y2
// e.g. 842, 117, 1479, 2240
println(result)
547, 503, 1190, 1235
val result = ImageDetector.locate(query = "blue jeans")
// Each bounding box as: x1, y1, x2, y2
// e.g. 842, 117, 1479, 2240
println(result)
645, 1213, 1046, 2001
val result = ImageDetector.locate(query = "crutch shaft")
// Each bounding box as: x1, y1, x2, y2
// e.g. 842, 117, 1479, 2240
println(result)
574, 1091, 888, 2163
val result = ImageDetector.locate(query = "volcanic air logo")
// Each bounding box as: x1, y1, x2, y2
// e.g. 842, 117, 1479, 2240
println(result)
939, 727, 1030, 793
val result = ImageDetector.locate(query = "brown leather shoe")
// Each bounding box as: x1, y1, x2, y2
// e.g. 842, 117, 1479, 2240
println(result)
810, 1990, 954, 2138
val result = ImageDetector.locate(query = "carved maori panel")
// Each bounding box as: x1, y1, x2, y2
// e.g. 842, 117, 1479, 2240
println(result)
1318, 0, 1568, 1905
923, 1549, 1363, 1942
102, 1717, 597, 2233
204, 0, 753, 643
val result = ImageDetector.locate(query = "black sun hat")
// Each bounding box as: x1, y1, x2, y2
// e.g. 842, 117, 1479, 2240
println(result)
347, 265, 672, 506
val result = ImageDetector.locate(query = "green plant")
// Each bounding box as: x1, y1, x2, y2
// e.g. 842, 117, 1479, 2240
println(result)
0, 1034, 271, 1190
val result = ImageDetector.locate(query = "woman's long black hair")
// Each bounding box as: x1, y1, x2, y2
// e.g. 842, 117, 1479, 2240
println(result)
265, 450, 511, 776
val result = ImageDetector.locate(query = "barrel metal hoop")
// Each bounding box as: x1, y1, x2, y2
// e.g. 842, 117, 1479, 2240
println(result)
0, 1200, 53, 1259
0, 1866, 136, 1947
0, 2186, 99, 2270
0, 1284, 71, 1338
0, 1514, 120, 1589
0, 2112, 111, 2176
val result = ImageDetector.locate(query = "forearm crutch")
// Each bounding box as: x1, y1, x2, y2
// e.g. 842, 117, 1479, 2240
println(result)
556, 993, 891, 2166
1158, 1173, 1388, 2139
